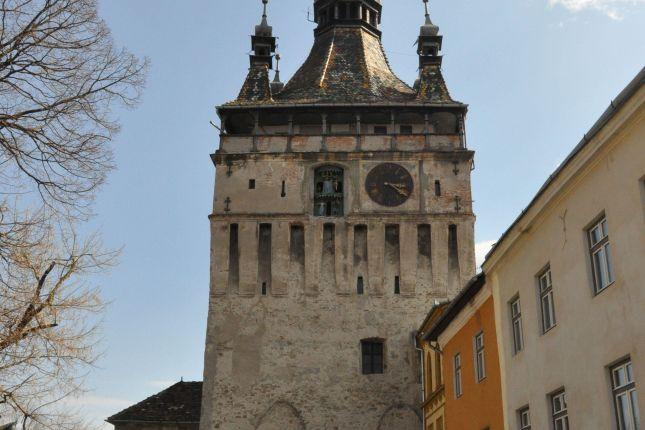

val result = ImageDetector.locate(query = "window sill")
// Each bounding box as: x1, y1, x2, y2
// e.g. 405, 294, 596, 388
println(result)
542, 324, 557, 336
594, 281, 616, 297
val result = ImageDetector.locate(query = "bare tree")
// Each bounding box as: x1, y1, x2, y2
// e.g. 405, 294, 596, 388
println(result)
0, 0, 147, 427
0, 0, 148, 215
0, 210, 116, 429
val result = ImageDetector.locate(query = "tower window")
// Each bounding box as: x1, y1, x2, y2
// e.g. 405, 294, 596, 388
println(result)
361, 339, 384, 375
400, 125, 413, 134
394, 276, 400, 295
249, 179, 256, 189
374, 125, 388, 135
435, 180, 442, 196
281, 180, 286, 197
357, 276, 364, 295
314, 165, 344, 217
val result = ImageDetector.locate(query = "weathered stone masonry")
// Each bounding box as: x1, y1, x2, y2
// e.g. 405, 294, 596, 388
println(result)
200, 1, 476, 429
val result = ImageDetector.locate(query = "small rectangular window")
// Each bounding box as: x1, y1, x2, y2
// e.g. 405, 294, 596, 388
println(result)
474, 332, 486, 382
551, 389, 569, 430
510, 296, 524, 354
454, 353, 462, 398
518, 406, 531, 430
400, 125, 413, 134
249, 179, 256, 189
357, 276, 364, 295
435, 180, 442, 196
374, 125, 388, 135
361, 340, 384, 375
394, 276, 400, 295
538, 268, 557, 333
588, 216, 615, 294
611, 359, 640, 430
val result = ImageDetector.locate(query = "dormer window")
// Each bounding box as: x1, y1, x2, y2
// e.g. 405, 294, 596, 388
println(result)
314, 166, 344, 217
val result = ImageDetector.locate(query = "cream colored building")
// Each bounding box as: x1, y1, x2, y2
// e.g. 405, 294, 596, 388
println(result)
483, 69, 644, 430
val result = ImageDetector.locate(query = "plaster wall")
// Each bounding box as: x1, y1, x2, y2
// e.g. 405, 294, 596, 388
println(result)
487, 89, 645, 429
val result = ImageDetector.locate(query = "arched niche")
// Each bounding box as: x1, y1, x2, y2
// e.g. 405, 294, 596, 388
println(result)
377, 404, 422, 430
256, 401, 306, 430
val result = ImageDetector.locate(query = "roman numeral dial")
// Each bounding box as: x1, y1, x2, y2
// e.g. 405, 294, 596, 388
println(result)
365, 163, 414, 207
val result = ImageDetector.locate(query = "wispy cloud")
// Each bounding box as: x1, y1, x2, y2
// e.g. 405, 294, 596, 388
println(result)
475, 240, 496, 269
548, 0, 645, 20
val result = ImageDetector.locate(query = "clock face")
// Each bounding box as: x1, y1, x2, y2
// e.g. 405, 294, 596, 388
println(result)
365, 163, 414, 207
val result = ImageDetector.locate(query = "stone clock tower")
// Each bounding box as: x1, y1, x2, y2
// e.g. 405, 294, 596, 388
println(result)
200, 1, 476, 428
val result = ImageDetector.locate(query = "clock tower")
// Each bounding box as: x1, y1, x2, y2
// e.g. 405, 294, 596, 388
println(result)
200, 1, 476, 428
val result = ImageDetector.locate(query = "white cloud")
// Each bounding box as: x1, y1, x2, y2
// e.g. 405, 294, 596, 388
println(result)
475, 240, 496, 269
548, 0, 645, 19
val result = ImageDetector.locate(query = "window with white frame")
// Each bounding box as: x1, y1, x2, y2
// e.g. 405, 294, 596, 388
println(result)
588, 216, 615, 293
518, 406, 531, 430
510, 296, 524, 354
538, 268, 557, 333
611, 359, 641, 430
454, 353, 462, 398
551, 389, 570, 430
474, 332, 486, 382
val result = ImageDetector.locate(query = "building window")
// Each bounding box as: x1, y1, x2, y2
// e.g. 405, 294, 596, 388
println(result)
435, 180, 442, 196
518, 406, 531, 430
510, 296, 524, 354
611, 359, 641, 430
454, 353, 462, 398
551, 389, 569, 430
373, 125, 388, 135
538, 268, 557, 333
357, 276, 364, 295
248, 179, 256, 189
314, 165, 344, 217
394, 276, 400, 295
400, 124, 413, 134
361, 339, 384, 375
588, 216, 615, 293
474, 332, 486, 382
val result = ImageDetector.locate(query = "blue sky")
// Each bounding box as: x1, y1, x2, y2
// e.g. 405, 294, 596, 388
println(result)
74, 0, 644, 426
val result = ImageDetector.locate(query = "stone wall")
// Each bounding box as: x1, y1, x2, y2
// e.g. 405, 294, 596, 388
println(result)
201, 144, 475, 428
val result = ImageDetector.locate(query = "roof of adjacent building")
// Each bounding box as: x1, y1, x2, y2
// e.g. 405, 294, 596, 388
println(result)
107, 381, 202, 424
423, 273, 487, 342
483, 67, 645, 268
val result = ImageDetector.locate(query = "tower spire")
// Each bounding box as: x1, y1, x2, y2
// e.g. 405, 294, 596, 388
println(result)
417, 0, 442, 67
250, 0, 277, 68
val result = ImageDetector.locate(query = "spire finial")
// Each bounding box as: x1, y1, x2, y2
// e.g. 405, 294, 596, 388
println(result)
273, 54, 282, 83
423, 0, 431, 23
262, 0, 269, 24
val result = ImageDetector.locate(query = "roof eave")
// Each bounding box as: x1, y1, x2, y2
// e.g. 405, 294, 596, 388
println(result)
482, 67, 645, 272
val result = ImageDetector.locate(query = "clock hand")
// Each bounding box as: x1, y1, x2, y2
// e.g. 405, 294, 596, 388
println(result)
384, 182, 409, 197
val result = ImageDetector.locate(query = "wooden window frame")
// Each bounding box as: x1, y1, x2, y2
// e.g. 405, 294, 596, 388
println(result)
587, 215, 615, 294
473, 331, 486, 382
510, 296, 524, 355
538, 267, 557, 334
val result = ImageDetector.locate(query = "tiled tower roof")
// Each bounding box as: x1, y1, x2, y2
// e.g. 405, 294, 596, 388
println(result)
224, 1, 461, 108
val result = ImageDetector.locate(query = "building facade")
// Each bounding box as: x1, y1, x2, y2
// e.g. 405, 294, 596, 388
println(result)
483, 69, 644, 430
422, 274, 505, 430
417, 302, 449, 430
199, 1, 476, 428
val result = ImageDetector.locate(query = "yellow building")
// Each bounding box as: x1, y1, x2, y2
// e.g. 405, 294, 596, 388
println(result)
484, 69, 644, 429
418, 302, 449, 430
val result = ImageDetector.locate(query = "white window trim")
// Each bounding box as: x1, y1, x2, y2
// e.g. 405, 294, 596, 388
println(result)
538, 268, 557, 334
551, 389, 569, 430
473, 331, 486, 382
588, 216, 615, 294
518, 406, 531, 430
510, 296, 524, 355
454, 353, 462, 398
611, 359, 640, 430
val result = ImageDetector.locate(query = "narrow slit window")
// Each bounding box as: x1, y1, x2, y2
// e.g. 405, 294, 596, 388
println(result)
435, 180, 442, 196
394, 276, 400, 295
261, 282, 267, 296
357, 276, 364, 295
249, 179, 256, 189
281, 180, 286, 197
